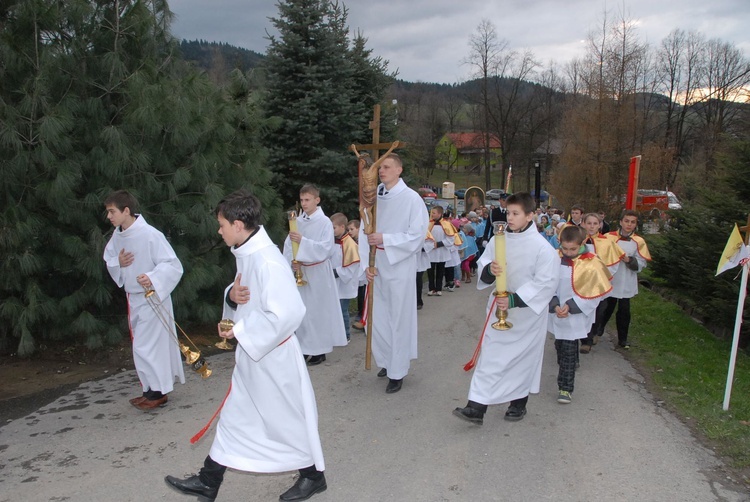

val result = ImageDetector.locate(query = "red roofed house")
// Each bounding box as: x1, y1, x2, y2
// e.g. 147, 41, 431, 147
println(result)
435, 132, 502, 174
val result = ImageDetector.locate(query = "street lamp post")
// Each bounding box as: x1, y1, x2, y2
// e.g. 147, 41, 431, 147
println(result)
534, 159, 541, 208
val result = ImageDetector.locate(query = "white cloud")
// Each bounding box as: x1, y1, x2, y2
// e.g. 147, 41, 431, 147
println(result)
169, 0, 750, 84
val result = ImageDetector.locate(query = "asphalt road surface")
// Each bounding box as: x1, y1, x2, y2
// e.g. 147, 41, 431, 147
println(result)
1, 282, 747, 501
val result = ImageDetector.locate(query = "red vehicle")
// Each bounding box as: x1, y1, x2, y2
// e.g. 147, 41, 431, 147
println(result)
635, 190, 682, 213
418, 187, 437, 199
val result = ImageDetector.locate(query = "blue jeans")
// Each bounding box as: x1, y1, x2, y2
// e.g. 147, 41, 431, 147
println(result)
340, 298, 351, 341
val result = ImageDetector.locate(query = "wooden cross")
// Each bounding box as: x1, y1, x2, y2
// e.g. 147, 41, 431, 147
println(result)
353, 104, 406, 161
741, 213, 750, 246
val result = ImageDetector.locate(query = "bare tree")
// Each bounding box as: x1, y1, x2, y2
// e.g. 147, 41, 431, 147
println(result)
466, 19, 504, 189
697, 38, 750, 172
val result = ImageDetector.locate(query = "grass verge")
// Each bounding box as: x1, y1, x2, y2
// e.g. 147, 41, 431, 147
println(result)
628, 287, 750, 472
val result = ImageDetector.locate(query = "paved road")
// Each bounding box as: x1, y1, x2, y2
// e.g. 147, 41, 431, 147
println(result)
1, 282, 747, 501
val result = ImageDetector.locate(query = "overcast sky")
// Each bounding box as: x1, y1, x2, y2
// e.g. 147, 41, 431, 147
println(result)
169, 0, 750, 84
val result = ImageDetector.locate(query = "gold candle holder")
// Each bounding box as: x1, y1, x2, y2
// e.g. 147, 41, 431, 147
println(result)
491, 290, 513, 330
288, 209, 307, 287
216, 318, 235, 350
491, 222, 512, 330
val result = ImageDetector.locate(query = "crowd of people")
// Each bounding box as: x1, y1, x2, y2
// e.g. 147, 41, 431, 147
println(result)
102, 154, 651, 501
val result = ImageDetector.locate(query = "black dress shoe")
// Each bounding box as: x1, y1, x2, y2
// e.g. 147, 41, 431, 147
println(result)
165, 474, 219, 501
385, 378, 402, 393
452, 406, 484, 425
279, 473, 327, 501
306, 354, 326, 366
504, 405, 527, 422
377, 368, 387, 378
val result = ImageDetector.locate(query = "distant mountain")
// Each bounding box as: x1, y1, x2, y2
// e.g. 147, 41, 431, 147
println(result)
178, 40, 265, 79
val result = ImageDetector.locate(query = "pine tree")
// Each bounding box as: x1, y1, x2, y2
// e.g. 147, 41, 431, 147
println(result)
263, 0, 392, 216
0, 0, 276, 355
649, 140, 750, 337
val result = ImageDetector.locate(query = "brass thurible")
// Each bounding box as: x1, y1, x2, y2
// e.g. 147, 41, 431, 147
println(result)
491, 290, 513, 330
142, 285, 212, 378
216, 318, 235, 350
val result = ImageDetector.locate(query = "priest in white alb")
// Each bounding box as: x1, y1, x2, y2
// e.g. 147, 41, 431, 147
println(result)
283, 184, 347, 365
359, 153, 429, 394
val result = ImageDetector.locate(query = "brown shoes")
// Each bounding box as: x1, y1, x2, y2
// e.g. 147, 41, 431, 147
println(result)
132, 395, 168, 411
579, 344, 592, 354
129, 396, 147, 407
352, 321, 365, 330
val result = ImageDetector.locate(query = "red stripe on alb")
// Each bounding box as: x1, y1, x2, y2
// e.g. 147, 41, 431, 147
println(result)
463, 295, 498, 372
190, 382, 232, 444
189, 336, 292, 444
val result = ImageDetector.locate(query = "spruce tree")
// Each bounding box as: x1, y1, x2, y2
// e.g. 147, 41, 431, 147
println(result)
263, 0, 392, 216
0, 0, 276, 355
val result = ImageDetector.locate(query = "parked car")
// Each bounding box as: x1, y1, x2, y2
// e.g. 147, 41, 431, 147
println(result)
454, 188, 467, 199
417, 187, 438, 199
486, 189, 505, 200
426, 199, 454, 214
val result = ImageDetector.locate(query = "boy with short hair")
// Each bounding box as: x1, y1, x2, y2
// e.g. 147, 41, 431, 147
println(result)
453, 192, 558, 425
579, 212, 625, 353
347, 219, 367, 330
549, 226, 612, 404
567, 205, 584, 226
103, 190, 184, 411
330, 213, 360, 342
283, 184, 347, 365
599, 210, 652, 349
165, 189, 327, 502
426, 206, 453, 296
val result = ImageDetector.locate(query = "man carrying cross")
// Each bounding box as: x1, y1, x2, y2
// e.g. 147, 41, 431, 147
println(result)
359, 153, 428, 393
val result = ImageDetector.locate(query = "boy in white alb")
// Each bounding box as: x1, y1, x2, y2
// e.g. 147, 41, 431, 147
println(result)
453, 192, 558, 424
426, 206, 453, 296
330, 213, 360, 341
549, 226, 612, 404
283, 184, 347, 365
579, 212, 625, 353
600, 210, 652, 348
165, 189, 327, 502
103, 190, 184, 411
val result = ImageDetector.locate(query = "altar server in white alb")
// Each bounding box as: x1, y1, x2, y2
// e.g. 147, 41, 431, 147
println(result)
103, 190, 184, 411
330, 212, 361, 341
165, 189, 327, 502
600, 209, 652, 349
548, 225, 612, 405
283, 184, 347, 365
360, 153, 429, 394
453, 192, 558, 424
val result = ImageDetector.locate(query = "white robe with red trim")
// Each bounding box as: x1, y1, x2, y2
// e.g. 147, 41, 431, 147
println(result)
283, 207, 347, 355
211, 226, 325, 473
359, 179, 429, 380
469, 224, 558, 404
607, 234, 649, 299
103, 215, 185, 393
332, 234, 360, 300
548, 260, 609, 341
